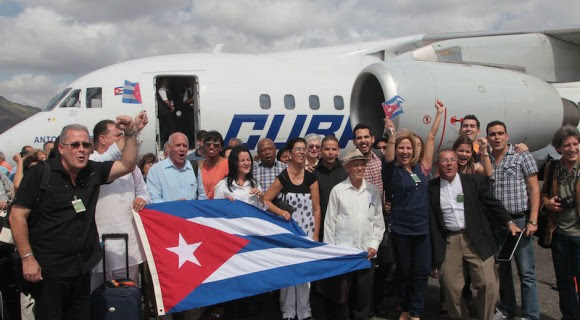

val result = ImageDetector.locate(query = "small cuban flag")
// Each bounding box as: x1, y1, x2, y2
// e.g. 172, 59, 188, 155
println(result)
133, 200, 371, 315
122, 80, 142, 104
382, 95, 405, 119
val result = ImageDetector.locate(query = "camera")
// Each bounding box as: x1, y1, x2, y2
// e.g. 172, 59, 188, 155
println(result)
558, 196, 576, 209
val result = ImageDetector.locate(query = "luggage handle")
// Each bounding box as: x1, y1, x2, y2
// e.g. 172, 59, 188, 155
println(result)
101, 233, 130, 283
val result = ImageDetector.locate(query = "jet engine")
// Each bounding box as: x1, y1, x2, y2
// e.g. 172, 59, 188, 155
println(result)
350, 60, 580, 151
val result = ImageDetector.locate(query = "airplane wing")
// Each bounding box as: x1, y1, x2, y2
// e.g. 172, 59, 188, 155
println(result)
411, 26, 580, 83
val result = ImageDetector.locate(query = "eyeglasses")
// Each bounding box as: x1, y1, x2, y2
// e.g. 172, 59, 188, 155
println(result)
293, 147, 306, 152
204, 142, 221, 148
438, 158, 458, 164
308, 144, 320, 150
60, 141, 93, 149
377, 146, 387, 150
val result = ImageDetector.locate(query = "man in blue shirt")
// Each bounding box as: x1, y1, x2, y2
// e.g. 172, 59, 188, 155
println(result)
147, 132, 206, 202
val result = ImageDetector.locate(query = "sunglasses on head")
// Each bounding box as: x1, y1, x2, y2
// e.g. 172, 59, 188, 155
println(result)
61, 141, 93, 149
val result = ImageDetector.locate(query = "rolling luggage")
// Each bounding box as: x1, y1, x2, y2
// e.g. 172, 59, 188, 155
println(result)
90, 233, 142, 320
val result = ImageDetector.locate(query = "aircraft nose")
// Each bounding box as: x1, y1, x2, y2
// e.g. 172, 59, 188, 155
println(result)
562, 99, 580, 127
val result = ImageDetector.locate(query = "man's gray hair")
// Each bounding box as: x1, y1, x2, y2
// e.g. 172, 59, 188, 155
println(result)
59, 124, 90, 143
168, 132, 188, 146
551, 125, 580, 148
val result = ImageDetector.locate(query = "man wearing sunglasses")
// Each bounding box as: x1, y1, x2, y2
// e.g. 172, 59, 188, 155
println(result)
9, 114, 144, 320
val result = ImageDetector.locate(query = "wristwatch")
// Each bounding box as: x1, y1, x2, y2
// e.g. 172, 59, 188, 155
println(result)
528, 220, 537, 226
507, 220, 516, 227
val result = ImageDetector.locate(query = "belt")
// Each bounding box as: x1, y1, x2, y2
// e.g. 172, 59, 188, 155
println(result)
446, 229, 466, 236
510, 210, 529, 219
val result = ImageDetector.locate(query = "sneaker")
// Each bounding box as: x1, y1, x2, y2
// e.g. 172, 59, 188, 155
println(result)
493, 308, 509, 320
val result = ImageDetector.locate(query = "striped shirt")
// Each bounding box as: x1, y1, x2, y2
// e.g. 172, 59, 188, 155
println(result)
364, 152, 384, 203
253, 160, 287, 192
490, 145, 538, 214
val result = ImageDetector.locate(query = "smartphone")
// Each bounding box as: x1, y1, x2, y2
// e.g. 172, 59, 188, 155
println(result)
497, 231, 524, 262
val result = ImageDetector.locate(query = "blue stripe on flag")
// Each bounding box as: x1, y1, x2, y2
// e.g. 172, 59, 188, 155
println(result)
238, 234, 325, 253
169, 253, 370, 312
146, 200, 306, 235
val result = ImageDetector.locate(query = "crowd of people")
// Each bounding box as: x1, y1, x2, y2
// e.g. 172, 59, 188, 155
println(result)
0, 99, 578, 320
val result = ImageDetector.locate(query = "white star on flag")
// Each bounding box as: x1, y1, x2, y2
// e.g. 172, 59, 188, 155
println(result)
166, 233, 202, 268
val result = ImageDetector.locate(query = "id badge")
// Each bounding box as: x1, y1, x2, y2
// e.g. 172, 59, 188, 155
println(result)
456, 194, 465, 203
72, 196, 86, 213
410, 173, 421, 183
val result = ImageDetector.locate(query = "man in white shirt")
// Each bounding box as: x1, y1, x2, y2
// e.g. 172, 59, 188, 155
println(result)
429, 149, 520, 320
324, 149, 385, 320
90, 116, 150, 290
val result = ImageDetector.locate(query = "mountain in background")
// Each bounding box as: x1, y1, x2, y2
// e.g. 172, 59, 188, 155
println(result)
0, 96, 40, 134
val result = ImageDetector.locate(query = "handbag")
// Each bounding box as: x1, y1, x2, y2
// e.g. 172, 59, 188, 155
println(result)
272, 193, 295, 214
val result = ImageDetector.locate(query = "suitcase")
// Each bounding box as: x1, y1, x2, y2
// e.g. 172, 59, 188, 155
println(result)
90, 233, 142, 320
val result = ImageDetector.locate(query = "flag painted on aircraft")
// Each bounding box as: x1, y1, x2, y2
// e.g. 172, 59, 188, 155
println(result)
122, 81, 142, 104
382, 95, 405, 119
133, 200, 371, 314
114, 86, 123, 96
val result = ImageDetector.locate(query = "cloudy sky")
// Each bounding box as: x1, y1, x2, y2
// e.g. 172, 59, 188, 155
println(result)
0, 0, 578, 107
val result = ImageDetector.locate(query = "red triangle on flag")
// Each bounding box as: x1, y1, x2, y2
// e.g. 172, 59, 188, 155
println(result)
134, 82, 142, 103
139, 208, 249, 312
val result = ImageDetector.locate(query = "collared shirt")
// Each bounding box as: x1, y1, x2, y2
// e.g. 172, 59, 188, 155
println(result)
490, 145, 538, 214
556, 160, 580, 236
147, 157, 206, 203
90, 145, 150, 270
13, 158, 114, 277
364, 151, 384, 203
253, 160, 287, 192
440, 174, 466, 231
214, 178, 266, 210
324, 178, 386, 251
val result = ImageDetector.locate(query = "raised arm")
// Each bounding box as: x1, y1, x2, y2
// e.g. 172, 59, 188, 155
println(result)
384, 118, 397, 162
476, 137, 493, 177
421, 99, 445, 170
108, 112, 148, 182
11, 153, 23, 192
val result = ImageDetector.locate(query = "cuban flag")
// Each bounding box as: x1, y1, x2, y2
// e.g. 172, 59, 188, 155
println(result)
122, 80, 142, 104
113, 86, 123, 96
134, 200, 370, 315
382, 95, 405, 119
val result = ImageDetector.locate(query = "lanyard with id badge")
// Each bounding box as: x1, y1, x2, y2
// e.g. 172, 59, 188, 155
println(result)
72, 195, 86, 213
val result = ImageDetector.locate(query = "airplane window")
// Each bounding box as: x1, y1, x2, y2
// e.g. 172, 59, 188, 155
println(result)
334, 95, 344, 110
284, 95, 295, 110
86, 87, 102, 108
309, 95, 320, 110
41, 88, 72, 112
59, 90, 81, 108
259, 94, 271, 109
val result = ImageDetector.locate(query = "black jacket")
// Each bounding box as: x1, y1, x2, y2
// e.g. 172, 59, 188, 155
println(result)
429, 173, 511, 268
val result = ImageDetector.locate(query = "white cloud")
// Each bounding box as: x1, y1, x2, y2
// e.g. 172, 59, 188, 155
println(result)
0, 73, 68, 107
0, 0, 578, 106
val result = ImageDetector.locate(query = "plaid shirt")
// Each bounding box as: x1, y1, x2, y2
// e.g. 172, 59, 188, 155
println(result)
364, 152, 384, 203
253, 160, 287, 191
490, 144, 538, 214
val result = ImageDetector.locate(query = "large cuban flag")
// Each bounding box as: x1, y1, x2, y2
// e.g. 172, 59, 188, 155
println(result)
133, 200, 370, 315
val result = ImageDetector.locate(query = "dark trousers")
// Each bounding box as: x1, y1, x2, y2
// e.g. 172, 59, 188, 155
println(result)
551, 231, 580, 320
158, 112, 176, 147
392, 232, 431, 318
35, 273, 91, 320
325, 266, 374, 320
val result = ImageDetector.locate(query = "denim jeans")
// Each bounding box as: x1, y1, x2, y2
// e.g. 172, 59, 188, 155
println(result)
551, 231, 580, 320
392, 232, 431, 318
497, 216, 540, 320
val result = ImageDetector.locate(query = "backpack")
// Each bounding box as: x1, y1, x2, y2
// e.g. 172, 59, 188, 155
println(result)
0, 162, 51, 245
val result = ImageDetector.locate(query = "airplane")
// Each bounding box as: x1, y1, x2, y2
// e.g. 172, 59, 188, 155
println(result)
1, 26, 580, 163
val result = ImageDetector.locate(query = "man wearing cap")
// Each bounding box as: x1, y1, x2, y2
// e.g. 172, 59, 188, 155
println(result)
324, 149, 386, 320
